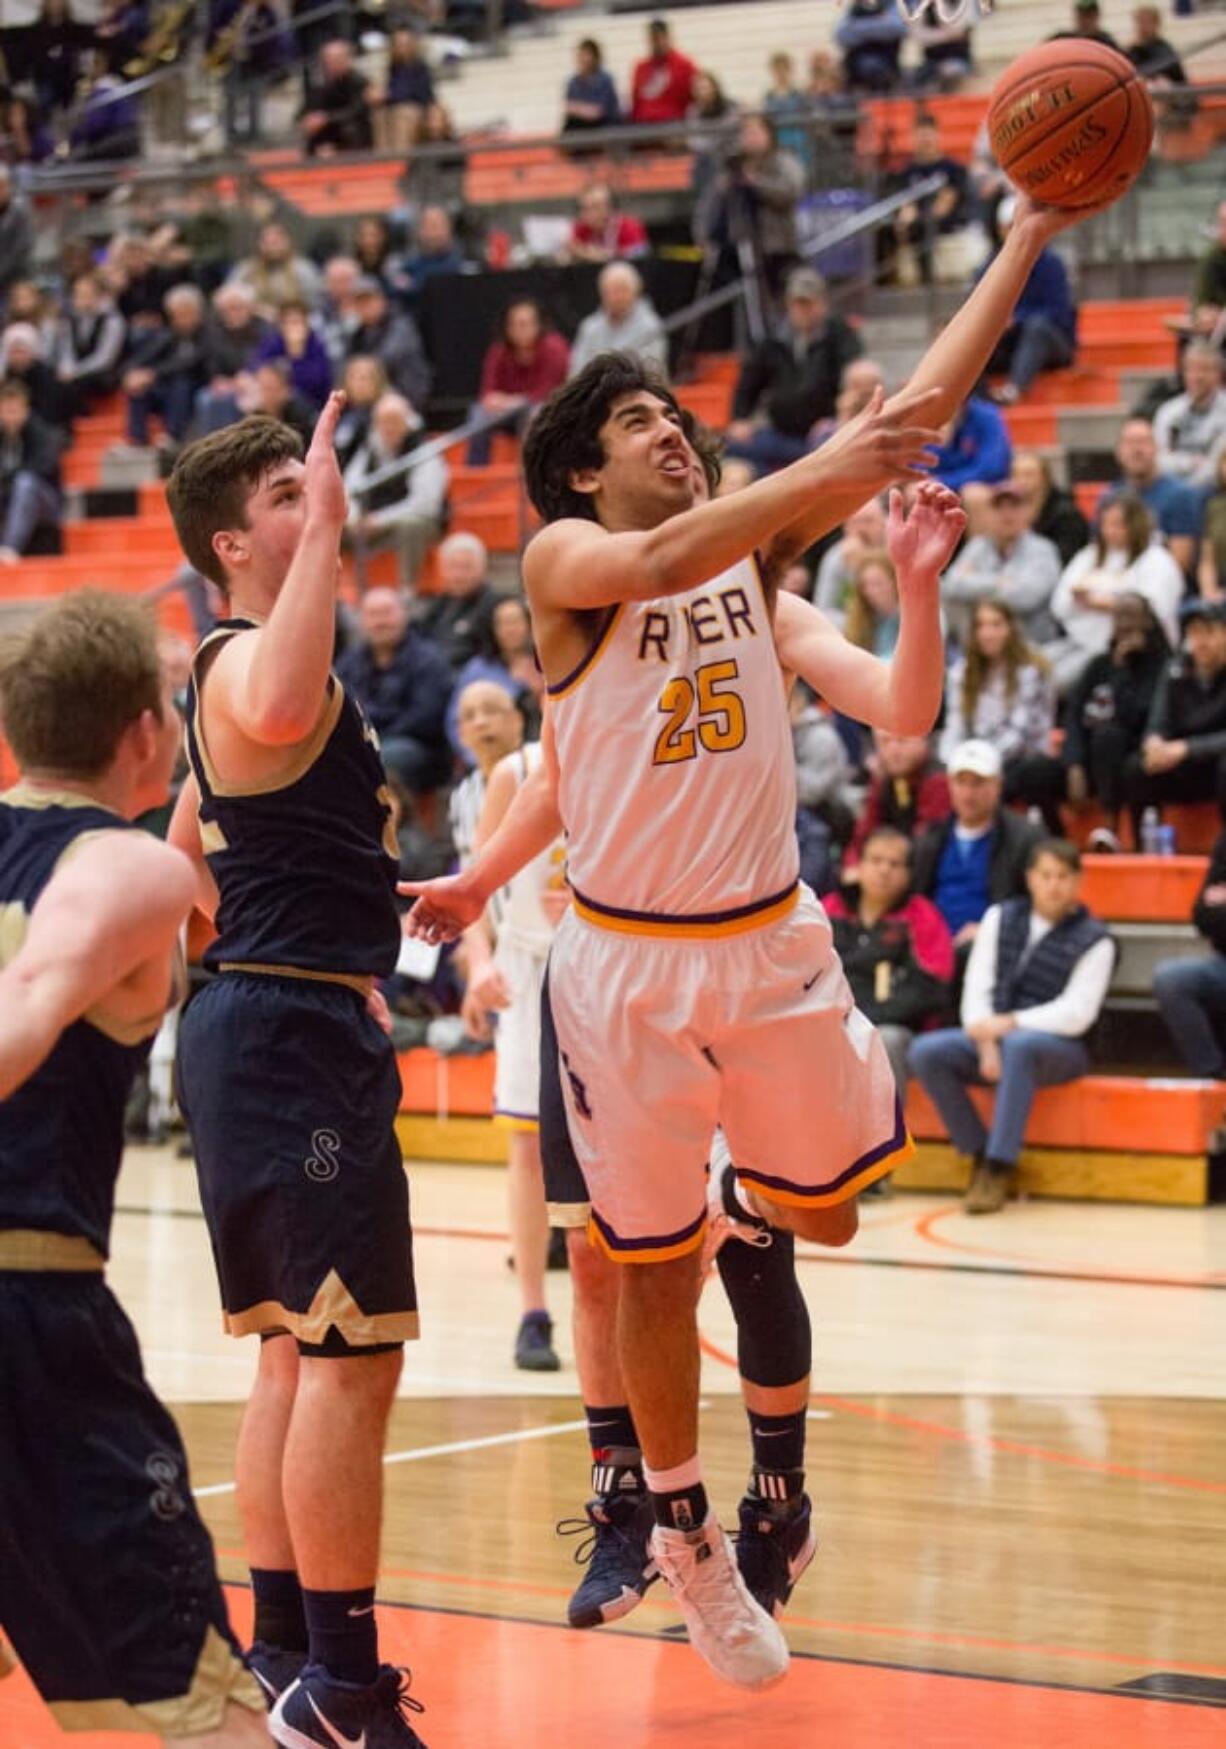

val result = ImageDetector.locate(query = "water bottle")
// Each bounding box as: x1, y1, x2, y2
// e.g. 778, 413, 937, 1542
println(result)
1158, 824, 1177, 856
1140, 807, 1161, 855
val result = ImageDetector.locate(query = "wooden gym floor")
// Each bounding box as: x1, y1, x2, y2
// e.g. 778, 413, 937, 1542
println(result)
4, 1148, 1225, 1746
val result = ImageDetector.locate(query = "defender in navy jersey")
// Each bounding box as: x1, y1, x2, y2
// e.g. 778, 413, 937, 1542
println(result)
166, 402, 428, 1749
0, 592, 265, 1745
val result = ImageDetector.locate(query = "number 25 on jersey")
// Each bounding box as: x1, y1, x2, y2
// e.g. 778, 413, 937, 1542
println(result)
653, 659, 747, 766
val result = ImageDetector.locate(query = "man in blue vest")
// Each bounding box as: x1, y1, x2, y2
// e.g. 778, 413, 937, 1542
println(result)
908, 838, 1115, 1213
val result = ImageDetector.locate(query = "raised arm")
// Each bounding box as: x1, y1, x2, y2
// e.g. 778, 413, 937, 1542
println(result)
524, 384, 944, 614
207, 391, 349, 744
0, 831, 196, 1100
773, 481, 964, 735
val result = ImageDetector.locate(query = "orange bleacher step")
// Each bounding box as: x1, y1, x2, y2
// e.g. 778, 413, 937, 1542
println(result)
1079, 852, 1208, 922
675, 381, 733, 429
1019, 369, 1119, 407
398, 1048, 495, 1116
1003, 406, 1057, 445
905, 1075, 1220, 1156
65, 520, 182, 557
2, 555, 172, 594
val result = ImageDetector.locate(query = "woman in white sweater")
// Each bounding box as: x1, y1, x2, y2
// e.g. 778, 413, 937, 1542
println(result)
1046, 496, 1184, 692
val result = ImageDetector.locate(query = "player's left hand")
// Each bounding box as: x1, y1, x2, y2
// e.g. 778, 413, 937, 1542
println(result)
399, 872, 486, 943
304, 389, 349, 529
887, 479, 966, 584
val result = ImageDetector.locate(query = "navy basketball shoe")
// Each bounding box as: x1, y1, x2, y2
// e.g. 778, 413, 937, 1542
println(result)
247, 1641, 307, 1709
558, 1484, 658, 1628
270, 1663, 427, 1748
734, 1493, 818, 1617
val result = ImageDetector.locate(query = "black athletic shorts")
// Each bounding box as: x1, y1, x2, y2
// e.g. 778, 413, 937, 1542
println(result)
177, 972, 418, 1349
0, 1269, 262, 1734
540, 965, 590, 1227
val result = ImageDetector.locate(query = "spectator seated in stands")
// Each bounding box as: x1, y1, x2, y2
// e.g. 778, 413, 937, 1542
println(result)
68, 48, 141, 161
0, 89, 52, 166
930, 396, 1012, 497
228, 221, 321, 319
982, 200, 1077, 406
335, 585, 453, 795
561, 37, 621, 137
53, 272, 127, 421
450, 594, 545, 758
791, 679, 855, 853
315, 255, 361, 369
629, 18, 697, 127
909, 2, 977, 92
1, 322, 67, 433
848, 729, 951, 864
1011, 450, 1089, 567
725, 267, 862, 475
300, 37, 374, 156
697, 114, 806, 304
912, 737, 1043, 961
1154, 828, 1226, 1078
0, 378, 63, 563
342, 389, 448, 586
824, 825, 954, 1106
1201, 447, 1226, 599
562, 183, 648, 265
240, 359, 314, 446
910, 838, 1114, 1214
1049, 0, 1120, 48
845, 548, 900, 657
250, 300, 333, 412
400, 205, 467, 307
335, 355, 388, 469
1123, 597, 1226, 831
122, 283, 209, 452
1127, 4, 1188, 85
811, 357, 887, 452
401, 108, 467, 227
105, 232, 174, 337
837, 0, 906, 94
1047, 496, 1184, 692
1152, 343, 1226, 491
814, 492, 888, 628
374, 27, 435, 153
940, 601, 1057, 807
568, 262, 667, 379
0, 167, 33, 296
763, 52, 812, 170
469, 298, 569, 466
414, 530, 499, 670
686, 70, 740, 208
194, 280, 269, 433
882, 112, 970, 288
1106, 415, 1201, 578
1015, 593, 1169, 839
348, 275, 431, 410
941, 480, 1061, 648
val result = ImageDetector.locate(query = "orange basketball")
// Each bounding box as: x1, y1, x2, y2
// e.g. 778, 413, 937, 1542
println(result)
987, 39, 1154, 210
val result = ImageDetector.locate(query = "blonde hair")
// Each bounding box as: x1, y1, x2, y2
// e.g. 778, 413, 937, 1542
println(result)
845, 548, 897, 651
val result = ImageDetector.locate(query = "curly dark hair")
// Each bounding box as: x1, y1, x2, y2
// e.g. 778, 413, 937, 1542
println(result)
679, 406, 722, 497
522, 352, 684, 524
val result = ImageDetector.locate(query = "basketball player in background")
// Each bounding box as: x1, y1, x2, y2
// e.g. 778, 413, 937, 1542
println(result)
409, 189, 1106, 1690
0, 592, 267, 1746
166, 399, 430, 1749
452, 677, 565, 1371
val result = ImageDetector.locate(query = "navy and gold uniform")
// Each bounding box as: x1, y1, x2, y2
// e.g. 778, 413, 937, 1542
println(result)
0, 786, 262, 1736
177, 619, 417, 1351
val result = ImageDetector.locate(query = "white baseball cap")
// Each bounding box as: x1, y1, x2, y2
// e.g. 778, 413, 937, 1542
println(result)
948, 738, 1003, 779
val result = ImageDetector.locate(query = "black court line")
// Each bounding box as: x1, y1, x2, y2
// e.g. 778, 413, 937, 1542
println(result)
217, 1577, 1225, 1712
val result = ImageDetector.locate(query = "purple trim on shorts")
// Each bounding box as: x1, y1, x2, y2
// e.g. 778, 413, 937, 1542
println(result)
494, 1106, 540, 1121
737, 1097, 908, 1199
571, 879, 799, 931
590, 1204, 707, 1255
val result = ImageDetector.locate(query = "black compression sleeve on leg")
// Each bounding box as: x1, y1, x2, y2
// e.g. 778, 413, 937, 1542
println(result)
715, 1226, 812, 1388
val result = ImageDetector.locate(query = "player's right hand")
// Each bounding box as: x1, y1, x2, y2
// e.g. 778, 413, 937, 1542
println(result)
305, 389, 349, 528
467, 960, 511, 1014
399, 874, 486, 943
817, 385, 944, 493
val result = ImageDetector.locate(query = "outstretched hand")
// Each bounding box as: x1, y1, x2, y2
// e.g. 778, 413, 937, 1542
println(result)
398, 873, 486, 944
818, 384, 945, 494
887, 480, 966, 583
305, 389, 349, 528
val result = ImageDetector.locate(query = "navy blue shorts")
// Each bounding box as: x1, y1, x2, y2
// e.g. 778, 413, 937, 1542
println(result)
0, 1270, 261, 1734
177, 972, 418, 1349
540, 966, 590, 1227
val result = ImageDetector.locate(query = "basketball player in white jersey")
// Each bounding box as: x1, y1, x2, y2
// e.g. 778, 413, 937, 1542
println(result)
411, 190, 1105, 1689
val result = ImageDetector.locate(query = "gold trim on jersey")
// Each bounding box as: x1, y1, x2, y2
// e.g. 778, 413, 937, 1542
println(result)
191, 629, 346, 799
1, 783, 121, 815
545, 604, 625, 700
739, 1133, 916, 1209
217, 960, 375, 997
223, 1268, 419, 1344
570, 881, 799, 940
0, 898, 27, 969
47, 1625, 264, 1735
0, 1230, 105, 1271
199, 817, 229, 854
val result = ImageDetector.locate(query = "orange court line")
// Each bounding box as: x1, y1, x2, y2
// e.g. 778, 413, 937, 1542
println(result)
3, 1588, 1224, 1749
695, 1335, 1226, 1496
911, 1206, 1226, 1289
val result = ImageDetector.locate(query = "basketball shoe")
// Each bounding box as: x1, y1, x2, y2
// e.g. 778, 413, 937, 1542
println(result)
558, 1481, 657, 1627
270, 1663, 427, 1748
734, 1493, 817, 1617
650, 1516, 789, 1689
247, 1641, 307, 1708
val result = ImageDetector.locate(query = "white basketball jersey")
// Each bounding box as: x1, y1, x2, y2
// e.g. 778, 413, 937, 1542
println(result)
550, 557, 799, 930
491, 743, 566, 954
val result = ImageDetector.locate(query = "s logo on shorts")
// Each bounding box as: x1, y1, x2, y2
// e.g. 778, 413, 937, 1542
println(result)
305, 1128, 342, 1182
146, 1449, 186, 1522
560, 1051, 593, 1121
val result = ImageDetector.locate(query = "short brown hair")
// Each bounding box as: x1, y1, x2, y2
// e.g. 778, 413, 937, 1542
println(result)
167, 415, 303, 587
1028, 837, 1081, 874
0, 590, 163, 778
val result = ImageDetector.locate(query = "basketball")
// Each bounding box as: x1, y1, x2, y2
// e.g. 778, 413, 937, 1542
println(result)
987, 39, 1154, 210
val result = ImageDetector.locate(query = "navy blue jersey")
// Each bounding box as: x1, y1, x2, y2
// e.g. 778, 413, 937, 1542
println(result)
184, 619, 401, 979
0, 788, 153, 1256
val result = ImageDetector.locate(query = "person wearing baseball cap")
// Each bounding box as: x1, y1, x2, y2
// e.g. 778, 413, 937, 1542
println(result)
909, 738, 1045, 971
940, 480, 1062, 648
